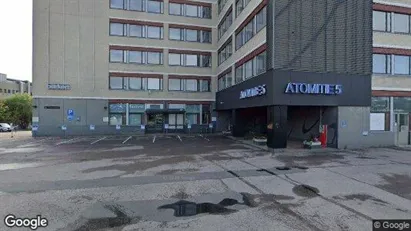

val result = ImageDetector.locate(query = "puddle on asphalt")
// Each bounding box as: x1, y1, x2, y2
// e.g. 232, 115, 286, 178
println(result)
158, 198, 239, 217
291, 166, 309, 170
292, 185, 320, 198
332, 194, 388, 205
276, 167, 291, 171
0, 163, 42, 171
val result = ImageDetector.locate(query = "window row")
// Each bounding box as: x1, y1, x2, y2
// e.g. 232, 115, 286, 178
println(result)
373, 54, 411, 75
109, 23, 164, 39
109, 103, 146, 126
169, 53, 212, 67
371, 97, 411, 113
0, 89, 18, 94
110, 0, 163, 14
235, 7, 266, 50
218, 71, 233, 91
373, 11, 411, 34
169, 3, 211, 19
110, 50, 163, 65
218, 10, 233, 40
110, 77, 163, 90
218, 40, 233, 65
235, 0, 250, 17
235, 51, 266, 83
169, 28, 211, 43
168, 78, 211, 92
218, 0, 229, 14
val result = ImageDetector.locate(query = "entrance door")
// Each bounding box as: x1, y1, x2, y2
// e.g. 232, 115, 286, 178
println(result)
168, 114, 184, 131
147, 114, 164, 133
395, 113, 410, 145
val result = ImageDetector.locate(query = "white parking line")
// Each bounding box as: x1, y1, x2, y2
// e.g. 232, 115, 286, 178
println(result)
199, 134, 210, 141
55, 137, 80, 146
177, 135, 182, 142
123, 136, 132, 144
91, 136, 106, 145
153, 135, 156, 143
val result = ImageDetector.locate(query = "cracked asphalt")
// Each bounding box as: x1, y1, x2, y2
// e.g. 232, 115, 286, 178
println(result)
0, 132, 411, 231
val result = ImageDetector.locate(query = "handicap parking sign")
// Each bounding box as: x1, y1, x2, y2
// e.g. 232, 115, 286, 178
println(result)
90, 124, 95, 130
61, 125, 67, 131
141, 124, 145, 130
187, 124, 191, 129
32, 125, 38, 131
209, 123, 213, 128
67, 109, 74, 116
116, 125, 121, 130
67, 115, 73, 121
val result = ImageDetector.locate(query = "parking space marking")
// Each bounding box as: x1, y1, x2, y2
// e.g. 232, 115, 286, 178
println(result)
123, 136, 132, 144
199, 134, 210, 142
91, 136, 106, 145
177, 135, 182, 142
55, 137, 81, 146
152, 135, 156, 143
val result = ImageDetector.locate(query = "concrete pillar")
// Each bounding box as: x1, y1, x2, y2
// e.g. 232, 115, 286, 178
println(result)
266, 106, 288, 149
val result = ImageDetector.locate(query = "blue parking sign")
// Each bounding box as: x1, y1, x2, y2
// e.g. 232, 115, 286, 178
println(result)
67, 109, 74, 116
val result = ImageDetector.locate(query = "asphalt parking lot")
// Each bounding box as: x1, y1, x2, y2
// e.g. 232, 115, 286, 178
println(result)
0, 133, 411, 230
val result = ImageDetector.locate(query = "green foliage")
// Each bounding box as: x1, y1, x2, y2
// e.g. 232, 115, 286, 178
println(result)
0, 94, 32, 129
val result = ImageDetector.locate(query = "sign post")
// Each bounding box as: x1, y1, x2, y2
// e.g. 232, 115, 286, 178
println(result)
187, 124, 191, 135
209, 123, 213, 134
164, 124, 169, 134
32, 125, 39, 137
61, 125, 67, 138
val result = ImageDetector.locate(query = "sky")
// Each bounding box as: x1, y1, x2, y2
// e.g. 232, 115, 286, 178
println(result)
0, 1, 32, 81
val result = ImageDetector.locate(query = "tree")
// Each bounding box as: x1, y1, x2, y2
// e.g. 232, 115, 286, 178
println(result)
0, 100, 10, 122
3, 94, 32, 129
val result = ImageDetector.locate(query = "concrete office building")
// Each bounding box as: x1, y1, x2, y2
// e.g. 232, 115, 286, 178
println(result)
0, 73, 32, 99
32, 0, 410, 147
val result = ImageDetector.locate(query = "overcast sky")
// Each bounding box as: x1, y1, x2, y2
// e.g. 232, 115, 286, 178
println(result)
0, 1, 32, 81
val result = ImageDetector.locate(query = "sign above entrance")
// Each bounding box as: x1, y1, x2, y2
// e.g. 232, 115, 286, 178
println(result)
284, 83, 342, 95
240, 84, 267, 99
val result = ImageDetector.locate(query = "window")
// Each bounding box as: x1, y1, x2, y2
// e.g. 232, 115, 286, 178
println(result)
218, 39, 232, 65
147, 78, 162, 90
393, 13, 410, 33
129, 0, 144, 11
201, 104, 210, 124
129, 114, 142, 125
129, 78, 143, 90
129, 25, 144, 37
202, 31, 211, 43
110, 0, 125, 9
110, 50, 124, 62
147, 0, 163, 13
255, 51, 266, 75
200, 79, 210, 92
129, 51, 144, 64
244, 22, 254, 43
202, 7, 211, 19
186, 79, 198, 91
218, 10, 233, 40
218, 71, 232, 90
236, 0, 250, 17
147, 26, 163, 39
186, 4, 198, 17
169, 28, 184, 40
373, 54, 391, 74
235, 65, 243, 83
373, 11, 391, 32
256, 7, 266, 32
147, 52, 163, 64
186, 29, 199, 42
186, 113, 198, 124
109, 103, 126, 125
201, 55, 211, 67
169, 53, 182, 66
218, 0, 228, 14
394, 55, 410, 75
185, 54, 198, 66
169, 79, 183, 91
169, 3, 183, 15
110, 23, 125, 36
244, 60, 253, 79
110, 77, 124, 89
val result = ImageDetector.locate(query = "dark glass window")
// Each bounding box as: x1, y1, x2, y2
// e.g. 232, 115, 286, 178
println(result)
129, 78, 143, 90
129, 51, 144, 64
373, 54, 391, 74
147, 26, 163, 39
169, 79, 183, 91
147, 0, 163, 13
169, 3, 183, 15
129, 0, 144, 11
110, 77, 123, 89
129, 25, 144, 37
110, 50, 124, 62
147, 52, 162, 64
169, 28, 184, 40
110, 0, 124, 9
110, 23, 125, 36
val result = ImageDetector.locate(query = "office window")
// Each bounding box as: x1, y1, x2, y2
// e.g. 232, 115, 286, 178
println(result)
186, 4, 198, 17
129, 0, 145, 11
110, 50, 124, 62
147, 78, 162, 90
201, 55, 211, 67
373, 11, 391, 32
256, 7, 266, 32
202, 6, 211, 19
169, 79, 183, 91
129, 114, 142, 125
129, 25, 144, 37
147, 0, 163, 13
202, 31, 211, 43
185, 54, 198, 66
235, 66, 243, 83
218, 10, 233, 40
186, 113, 198, 125
110, 23, 125, 36
110, 0, 124, 9
394, 55, 410, 75
236, 0, 250, 17
110, 77, 124, 89
129, 51, 144, 64
147, 26, 163, 39
218, 40, 232, 65
244, 60, 253, 79
129, 78, 143, 90
244, 22, 253, 42
373, 54, 391, 74
186, 29, 199, 42
255, 51, 266, 75
147, 52, 162, 64
169, 3, 183, 15
109, 103, 126, 125
393, 13, 410, 33
169, 28, 183, 40
186, 79, 198, 91
169, 53, 182, 66
200, 79, 210, 92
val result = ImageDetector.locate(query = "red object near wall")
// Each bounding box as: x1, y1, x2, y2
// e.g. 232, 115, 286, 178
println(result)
320, 125, 328, 148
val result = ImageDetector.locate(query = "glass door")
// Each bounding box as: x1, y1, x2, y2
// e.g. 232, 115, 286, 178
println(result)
395, 113, 410, 145
147, 114, 164, 133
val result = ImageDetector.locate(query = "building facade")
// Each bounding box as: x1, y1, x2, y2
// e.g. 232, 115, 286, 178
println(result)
32, 0, 411, 147
0, 73, 32, 99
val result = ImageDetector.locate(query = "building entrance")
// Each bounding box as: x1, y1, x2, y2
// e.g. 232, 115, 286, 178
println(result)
395, 113, 410, 145
146, 113, 164, 133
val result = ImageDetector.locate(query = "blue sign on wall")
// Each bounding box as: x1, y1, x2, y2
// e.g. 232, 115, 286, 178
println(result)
285, 83, 343, 95
67, 115, 73, 121
67, 109, 74, 116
